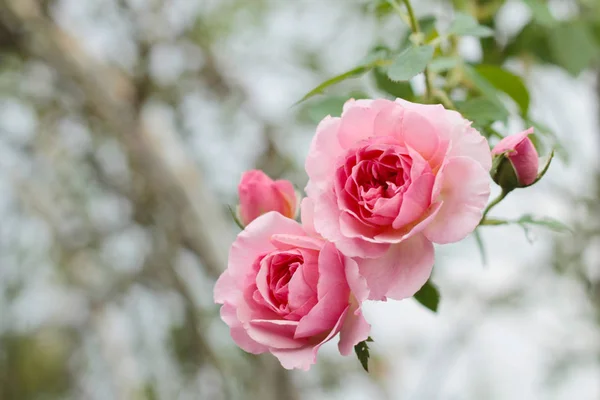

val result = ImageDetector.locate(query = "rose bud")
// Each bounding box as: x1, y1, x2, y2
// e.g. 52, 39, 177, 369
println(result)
491, 128, 539, 190
214, 200, 371, 370
237, 170, 298, 226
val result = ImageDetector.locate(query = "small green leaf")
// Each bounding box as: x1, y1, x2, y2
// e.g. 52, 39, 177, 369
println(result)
373, 67, 414, 99
428, 57, 460, 73
474, 65, 530, 115
414, 280, 440, 312
387, 45, 434, 82
516, 214, 572, 234
354, 338, 372, 372
456, 97, 509, 125
448, 12, 494, 38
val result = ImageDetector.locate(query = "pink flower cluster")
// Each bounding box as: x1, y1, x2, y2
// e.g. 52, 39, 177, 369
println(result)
215, 98, 536, 370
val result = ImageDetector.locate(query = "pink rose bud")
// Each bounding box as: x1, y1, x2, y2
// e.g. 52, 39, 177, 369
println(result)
491, 128, 539, 189
238, 170, 298, 226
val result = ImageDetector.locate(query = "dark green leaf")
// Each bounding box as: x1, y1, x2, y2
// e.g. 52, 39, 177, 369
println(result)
504, 22, 553, 64
373, 67, 414, 99
516, 214, 572, 234
448, 12, 494, 38
549, 22, 598, 76
387, 45, 434, 82
414, 280, 440, 312
523, 0, 557, 27
456, 97, 509, 125
354, 339, 372, 372
474, 65, 530, 115
463, 66, 505, 105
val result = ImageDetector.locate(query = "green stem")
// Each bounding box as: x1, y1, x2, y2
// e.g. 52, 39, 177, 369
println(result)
401, 0, 419, 33
397, 0, 434, 102
480, 188, 511, 223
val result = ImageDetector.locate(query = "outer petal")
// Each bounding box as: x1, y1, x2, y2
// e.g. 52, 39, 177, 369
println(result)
491, 127, 534, 155
357, 233, 435, 301
394, 99, 491, 171
220, 304, 267, 354
228, 212, 305, 278
445, 110, 492, 171
246, 319, 304, 350
337, 101, 393, 148
300, 197, 318, 237
338, 299, 371, 356
424, 157, 490, 244
305, 116, 344, 190
214, 270, 238, 304
295, 243, 349, 338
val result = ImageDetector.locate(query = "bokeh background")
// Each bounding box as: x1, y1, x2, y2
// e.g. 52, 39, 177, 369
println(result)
0, 0, 599, 399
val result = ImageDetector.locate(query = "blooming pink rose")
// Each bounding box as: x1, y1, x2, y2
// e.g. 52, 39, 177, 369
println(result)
305, 98, 491, 300
238, 170, 298, 226
491, 127, 538, 188
214, 200, 370, 370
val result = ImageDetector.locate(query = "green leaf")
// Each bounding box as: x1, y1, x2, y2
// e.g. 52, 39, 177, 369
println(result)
463, 65, 507, 109
549, 21, 598, 77
456, 97, 509, 125
523, 0, 557, 27
295, 58, 389, 105
428, 56, 460, 73
474, 65, 530, 115
387, 45, 434, 82
516, 214, 572, 234
448, 12, 494, 38
413, 280, 440, 312
373, 67, 414, 99
354, 338, 372, 372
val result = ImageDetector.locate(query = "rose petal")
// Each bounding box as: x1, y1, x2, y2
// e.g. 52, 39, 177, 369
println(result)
246, 319, 305, 349
305, 116, 344, 190
424, 156, 491, 244
220, 304, 268, 354
271, 306, 349, 371
228, 212, 305, 279
357, 233, 435, 300
313, 189, 390, 258
338, 299, 371, 356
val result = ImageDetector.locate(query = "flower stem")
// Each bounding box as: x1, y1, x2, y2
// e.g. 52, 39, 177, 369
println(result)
480, 188, 511, 223
401, 0, 419, 33
400, 0, 434, 101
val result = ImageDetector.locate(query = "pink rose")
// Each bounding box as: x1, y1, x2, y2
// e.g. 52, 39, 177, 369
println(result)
213, 200, 370, 370
491, 127, 538, 188
238, 170, 298, 226
305, 98, 491, 300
